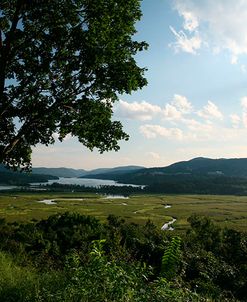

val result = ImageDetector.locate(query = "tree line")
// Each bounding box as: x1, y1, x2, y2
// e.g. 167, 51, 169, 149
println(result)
25, 174, 247, 195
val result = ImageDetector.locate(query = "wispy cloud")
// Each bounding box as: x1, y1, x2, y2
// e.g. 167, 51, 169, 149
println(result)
116, 96, 247, 144
171, 94, 193, 114
181, 10, 199, 32
163, 94, 193, 121
171, 0, 247, 63
169, 26, 202, 54
182, 118, 213, 132
197, 101, 223, 120
140, 124, 184, 140
163, 103, 182, 120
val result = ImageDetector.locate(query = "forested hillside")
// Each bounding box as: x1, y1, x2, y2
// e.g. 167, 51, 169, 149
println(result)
32, 167, 86, 178
0, 165, 58, 185
80, 158, 247, 195
84, 158, 247, 181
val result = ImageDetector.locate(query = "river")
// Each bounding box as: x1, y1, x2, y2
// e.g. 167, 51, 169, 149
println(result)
31, 177, 143, 188
0, 185, 19, 191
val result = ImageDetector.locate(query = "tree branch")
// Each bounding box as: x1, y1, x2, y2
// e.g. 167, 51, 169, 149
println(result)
0, 0, 23, 103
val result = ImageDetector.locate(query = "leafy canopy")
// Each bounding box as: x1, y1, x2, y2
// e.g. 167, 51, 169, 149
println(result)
0, 0, 148, 170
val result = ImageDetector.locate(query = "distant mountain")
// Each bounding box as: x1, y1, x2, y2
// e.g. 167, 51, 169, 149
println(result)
80, 157, 247, 195
32, 165, 144, 178
33, 167, 86, 178
0, 165, 145, 184
84, 157, 247, 184
149, 157, 247, 177
82, 165, 145, 178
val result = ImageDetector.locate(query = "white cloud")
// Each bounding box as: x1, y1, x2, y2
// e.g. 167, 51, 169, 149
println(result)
182, 118, 213, 132
171, 94, 193, 114
172, 0, 247, 62
163, 103, 182, 120
197, 101, 223, 120
230, 114, 241, 128
140, 124, 184, 140
140, 120, 215, 142
231, 55, 238, 65
181, 11, 199, 32
169, 26, 202, 54
116, 100, 162, 121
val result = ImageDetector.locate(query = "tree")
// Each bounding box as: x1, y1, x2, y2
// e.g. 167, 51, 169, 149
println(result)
0, 0, 148, 170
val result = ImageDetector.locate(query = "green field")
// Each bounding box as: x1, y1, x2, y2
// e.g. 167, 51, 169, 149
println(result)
0, 192, 246, 231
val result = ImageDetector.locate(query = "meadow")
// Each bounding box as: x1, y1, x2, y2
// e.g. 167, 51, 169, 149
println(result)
0, 192, 246, 231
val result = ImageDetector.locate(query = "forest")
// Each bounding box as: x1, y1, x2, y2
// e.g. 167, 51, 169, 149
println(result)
30, 174, 247, 196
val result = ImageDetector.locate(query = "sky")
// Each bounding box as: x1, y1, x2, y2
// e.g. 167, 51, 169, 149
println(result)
32, 0, 247, 169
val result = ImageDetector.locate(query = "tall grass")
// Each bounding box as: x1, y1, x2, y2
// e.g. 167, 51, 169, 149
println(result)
0, 252, 65, 302
0, 249, 205, 302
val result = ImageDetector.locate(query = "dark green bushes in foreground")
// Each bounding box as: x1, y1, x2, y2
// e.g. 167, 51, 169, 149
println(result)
0, 213, 246, 301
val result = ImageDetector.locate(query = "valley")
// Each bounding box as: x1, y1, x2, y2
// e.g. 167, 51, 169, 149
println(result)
0, 192, 246, 231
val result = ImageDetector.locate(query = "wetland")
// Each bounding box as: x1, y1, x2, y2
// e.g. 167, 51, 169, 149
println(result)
0, 192, 246, 231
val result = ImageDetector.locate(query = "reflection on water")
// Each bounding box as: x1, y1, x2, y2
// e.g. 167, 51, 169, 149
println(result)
37, 199, 57, 205
0, 185, 18, 191
37, 198, 84, 205
37, 196, 129, 206
31, 177, 143, 188
161, 218, 176, 231
103, 195, 129, 199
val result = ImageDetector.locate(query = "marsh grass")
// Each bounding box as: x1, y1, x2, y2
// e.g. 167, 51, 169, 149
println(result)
0, 193, 246, 231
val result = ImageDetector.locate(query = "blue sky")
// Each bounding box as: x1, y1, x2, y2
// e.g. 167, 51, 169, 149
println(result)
32, 0, 247, 169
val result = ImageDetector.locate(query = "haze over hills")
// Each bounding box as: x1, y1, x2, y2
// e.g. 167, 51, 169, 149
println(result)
32, 167, 86, 178
0, 165, 145, 185
2, 158, 247, 189
33, 165, 144, 178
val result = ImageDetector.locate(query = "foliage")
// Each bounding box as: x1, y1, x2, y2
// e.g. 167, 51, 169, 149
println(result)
0, 251, 66, 302
0, 211, 246, 301
0, 242, 201, 302
184, 215, 247, 301
161, 236, 181, 281
0, 0, 148, 169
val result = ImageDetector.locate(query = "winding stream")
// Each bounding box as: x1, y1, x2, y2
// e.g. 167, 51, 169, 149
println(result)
161, 218, 176, 231
37, 197, 177, 230
161, 204, 176, 231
